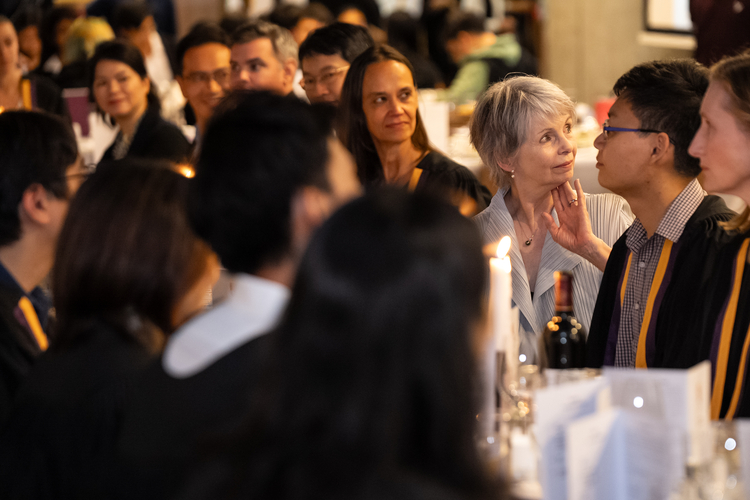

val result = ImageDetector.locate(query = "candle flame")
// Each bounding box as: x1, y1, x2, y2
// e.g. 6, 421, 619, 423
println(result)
496, 236, 511, 259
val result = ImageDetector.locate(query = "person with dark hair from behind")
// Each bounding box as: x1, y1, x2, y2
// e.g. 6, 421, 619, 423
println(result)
112, 91, 361, 500
38, 6, 77, 77
543, 60, 735, 369
11, 6, 43, 72
0, 16, 68, 118
90, 40, 190, 163
0, 110, 88, 423
229, 20, 299, 95
267, 2, 333, 45
441, 11, 536, 104
0, 160, 219, 499
298, 21, 372, 105
175, 22, 231, 146
387, 11, 443, 89
338, 44, 490, 214
177, 189, 507, 500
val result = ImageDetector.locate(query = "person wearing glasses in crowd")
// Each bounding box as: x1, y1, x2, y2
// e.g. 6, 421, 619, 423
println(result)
298, 22, 373, 106
0, 111, 89, 424
90, 40, 190, 163
229, 20, 298, 96
686, 51, 750, 419
175, 22, 231, 149
338, 44, 490, 215
545, 60, 734, 369
471, 76, 632, 363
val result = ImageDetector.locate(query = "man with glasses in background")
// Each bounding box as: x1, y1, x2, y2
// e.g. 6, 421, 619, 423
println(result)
176, 22, 231, 146
298, 22, 373, 106
543, 60, 734, 369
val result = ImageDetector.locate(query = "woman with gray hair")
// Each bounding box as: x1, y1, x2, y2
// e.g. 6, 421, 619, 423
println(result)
471, 76, 631, 363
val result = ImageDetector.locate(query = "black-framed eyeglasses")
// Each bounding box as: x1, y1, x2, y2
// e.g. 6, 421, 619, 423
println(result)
184, 68, 231, 86
602, 120, 674, 144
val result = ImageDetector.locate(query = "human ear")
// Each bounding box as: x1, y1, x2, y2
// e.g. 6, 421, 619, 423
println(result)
650, 132, 671, 161
19, 184, 55, 226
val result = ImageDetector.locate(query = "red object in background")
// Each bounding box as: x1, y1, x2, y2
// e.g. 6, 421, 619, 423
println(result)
63, 88, 90, 137
595, 97, 616, 126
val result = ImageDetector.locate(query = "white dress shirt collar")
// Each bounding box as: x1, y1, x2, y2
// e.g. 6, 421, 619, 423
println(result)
163, 273, 290, 379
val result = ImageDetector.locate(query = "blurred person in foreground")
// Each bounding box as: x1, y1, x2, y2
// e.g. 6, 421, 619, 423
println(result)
546, 60, 734, 369
0, 16, 68, 117
338, 44, 490, 214
442, 11, 536, 104
177, 189, 507, 500
112, 91, 361, 500
0, 111, 86, 422
471, 76, 631, 363
90, 40, 190, 163
687, 50, 750, 418
0, 160, 219, 499
175, 22, 231, 147
298, 21, 373, 105
229, 20, 298, 95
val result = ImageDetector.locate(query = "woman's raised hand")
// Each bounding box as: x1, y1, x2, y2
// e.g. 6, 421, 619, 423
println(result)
542, 179, 611, 272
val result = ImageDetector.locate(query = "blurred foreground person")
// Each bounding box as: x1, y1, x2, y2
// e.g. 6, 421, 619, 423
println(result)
0, 160, 219, 499
687, 50, 750, 418
338, 44, 490, 214
179, 189, 507, 500
112, 91, 361, 500
0, 111, 84, 423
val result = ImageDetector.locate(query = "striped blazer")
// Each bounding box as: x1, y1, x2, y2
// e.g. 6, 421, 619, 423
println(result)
474, 186, 633, 363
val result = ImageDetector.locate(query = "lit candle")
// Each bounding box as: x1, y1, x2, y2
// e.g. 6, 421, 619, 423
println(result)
491, 236, 512, 354
483, 236, 512, 437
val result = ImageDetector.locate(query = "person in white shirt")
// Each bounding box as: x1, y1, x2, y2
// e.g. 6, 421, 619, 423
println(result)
112, 90, 362, 500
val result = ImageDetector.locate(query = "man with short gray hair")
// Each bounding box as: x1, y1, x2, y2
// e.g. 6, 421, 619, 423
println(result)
229, 20, 298, 95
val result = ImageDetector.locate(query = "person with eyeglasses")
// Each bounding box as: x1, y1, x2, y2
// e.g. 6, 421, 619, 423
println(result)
298, 22, 373, 106
176, 23, 231, 146
0, 110, 86, 425
544, 59, 735, 369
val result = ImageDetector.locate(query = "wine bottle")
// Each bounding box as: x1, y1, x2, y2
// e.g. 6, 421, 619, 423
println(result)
539, 271, 587, 369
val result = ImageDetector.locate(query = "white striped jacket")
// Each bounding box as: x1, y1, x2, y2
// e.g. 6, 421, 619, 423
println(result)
474, 186, 633, 363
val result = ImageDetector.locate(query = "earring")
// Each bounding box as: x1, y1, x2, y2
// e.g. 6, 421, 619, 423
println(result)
511, 169, 515, 179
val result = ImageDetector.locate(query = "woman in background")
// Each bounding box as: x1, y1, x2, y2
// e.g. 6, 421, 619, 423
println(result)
0, 160, 219, 499
0, 15, 67, 117
338, 44, 490, 214
180, 189, 506, 500
89, 40, 189, 163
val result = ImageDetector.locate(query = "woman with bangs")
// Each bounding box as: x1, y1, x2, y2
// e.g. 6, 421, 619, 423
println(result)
471, 76, 632, 363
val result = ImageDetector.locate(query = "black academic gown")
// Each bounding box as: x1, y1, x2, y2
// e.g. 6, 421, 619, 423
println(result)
586, 195, 734, 369
0, 319, 158, 499
101, 106, 190, 164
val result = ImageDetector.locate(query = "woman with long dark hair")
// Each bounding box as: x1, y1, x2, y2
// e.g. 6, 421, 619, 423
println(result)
180, 189, 506, 500
337, 44, 490, 215
90, 40, 189, 163
0, 160, 219, 499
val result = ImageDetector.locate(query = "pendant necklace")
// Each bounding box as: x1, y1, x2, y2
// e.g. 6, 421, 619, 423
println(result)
519, 222, 535, 246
